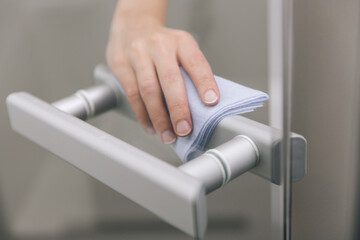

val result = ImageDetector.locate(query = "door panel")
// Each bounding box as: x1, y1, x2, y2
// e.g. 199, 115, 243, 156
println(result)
7, 0, 358, 240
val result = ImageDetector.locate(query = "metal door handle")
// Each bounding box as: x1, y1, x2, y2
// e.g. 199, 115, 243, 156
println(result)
6, 65, 306, 239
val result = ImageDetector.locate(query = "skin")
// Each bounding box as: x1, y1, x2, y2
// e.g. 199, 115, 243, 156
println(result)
106, 0, 219, 144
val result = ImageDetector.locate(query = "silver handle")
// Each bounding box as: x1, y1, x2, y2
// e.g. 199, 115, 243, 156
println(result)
6, 64, 306, 239
56, 64, 306, 184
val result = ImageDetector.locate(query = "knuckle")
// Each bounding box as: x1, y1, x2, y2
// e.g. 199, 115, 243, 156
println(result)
125, 87, 140, 103
149, 32, 172, 55
151, 113, 163, 125
151, 113, 168, 128
168, 101, 188, 113
187, 52, 206, 68
157, 44, 170, 55
106, 47, 127, 69
163, 71, 180, 84
149, 32, 167, 44
175, 30, 194, 41
112, 55, 127, 67
130, 38, 145, 52
139, 77, 157, 96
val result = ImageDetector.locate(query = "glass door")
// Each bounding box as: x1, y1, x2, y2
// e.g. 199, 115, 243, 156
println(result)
0, 1, 309, 240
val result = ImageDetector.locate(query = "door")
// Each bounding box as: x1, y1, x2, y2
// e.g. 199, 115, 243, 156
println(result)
2, 1, 294, 240
1, 0, 359, 240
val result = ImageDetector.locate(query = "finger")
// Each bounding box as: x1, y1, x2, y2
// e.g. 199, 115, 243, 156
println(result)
177, 37, 220, 105
153, 54, 192, 137
130, 53, 176, 144
111, 64, 155, 135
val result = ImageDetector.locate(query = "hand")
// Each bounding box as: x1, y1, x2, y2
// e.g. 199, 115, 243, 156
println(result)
106, 16, 219, 144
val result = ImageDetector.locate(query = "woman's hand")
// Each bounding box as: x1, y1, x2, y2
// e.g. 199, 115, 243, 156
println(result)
106, 0, 219, 144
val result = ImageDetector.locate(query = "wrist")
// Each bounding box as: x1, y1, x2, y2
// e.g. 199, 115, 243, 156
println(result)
112, 0, 166, 29
116, 15, 164, 29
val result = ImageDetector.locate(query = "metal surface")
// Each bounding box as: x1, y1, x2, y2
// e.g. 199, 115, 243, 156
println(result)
268, 0, 294, 239
206, 135, 259, 183
268, 0, 286, 239
179, 135, 259, 193
5, 63, 306, 239
52, 64, 306, 184
55, 74, 306, 185
208, 116, 306, 184
49, 64, 306, 186
94, 64, 307, 184
7, 92, 264, 239
7, 92, 207, 239
52, 84, 118, 120
282, 0, 294, 239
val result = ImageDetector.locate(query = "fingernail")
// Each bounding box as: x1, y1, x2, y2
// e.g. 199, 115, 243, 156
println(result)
161, 130, 176, 144
176, 120, 191, 136
145, 126, 156, 135
204, 89, 218, 104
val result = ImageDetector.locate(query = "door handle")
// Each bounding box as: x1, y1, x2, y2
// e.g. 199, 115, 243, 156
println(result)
6, 64, 306, 239
91, 65, 306, 184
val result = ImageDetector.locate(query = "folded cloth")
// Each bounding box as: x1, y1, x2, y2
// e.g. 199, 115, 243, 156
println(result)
172, 67, 268, 162
112, 67, 268, 162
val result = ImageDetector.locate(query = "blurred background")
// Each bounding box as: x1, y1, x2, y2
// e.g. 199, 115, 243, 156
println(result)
0, 0, 359, 239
